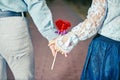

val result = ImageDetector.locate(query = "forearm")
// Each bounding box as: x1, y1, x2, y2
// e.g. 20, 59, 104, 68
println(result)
25, 0, 58, 41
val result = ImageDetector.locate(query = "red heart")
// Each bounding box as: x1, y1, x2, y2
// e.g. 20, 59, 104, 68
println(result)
55, 19, 71, 32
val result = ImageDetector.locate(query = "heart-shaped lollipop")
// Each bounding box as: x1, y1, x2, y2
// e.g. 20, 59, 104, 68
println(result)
55, 19, 71, 35
51, 19, 71, 70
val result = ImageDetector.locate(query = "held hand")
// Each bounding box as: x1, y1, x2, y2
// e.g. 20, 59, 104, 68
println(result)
49, 31, 79, 57
48, 32, 79, 70
48, 39, 68, 70
48, 41, 57, 70
48, 38, 68, 57
53, 32, 79, 55
50, 19, 72, 56
48, 41, 57, 57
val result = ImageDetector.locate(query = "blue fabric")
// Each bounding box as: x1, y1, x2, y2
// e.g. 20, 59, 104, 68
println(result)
0, 0, 58, 41
81, 34, 120, 80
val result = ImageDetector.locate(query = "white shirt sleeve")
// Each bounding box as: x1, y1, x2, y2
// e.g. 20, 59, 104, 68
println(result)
24, 0, 58, 41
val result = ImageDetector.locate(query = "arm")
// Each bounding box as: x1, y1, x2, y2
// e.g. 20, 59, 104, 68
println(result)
71, 0, 107, 40
50, 0, 108, 53
24, 0, 58, 41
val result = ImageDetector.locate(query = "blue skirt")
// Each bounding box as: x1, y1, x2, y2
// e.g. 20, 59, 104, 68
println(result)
81, 34, 120, 80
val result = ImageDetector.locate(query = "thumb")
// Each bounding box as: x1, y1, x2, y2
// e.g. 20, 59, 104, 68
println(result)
49, 45, 57, 57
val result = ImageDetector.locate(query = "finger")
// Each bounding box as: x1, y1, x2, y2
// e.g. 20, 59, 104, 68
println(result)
52, 49, 57, 57
61, 51, 68, 57
48, 42, 54, 46
64, 53, 68, 57
48, 40, 56, 46
61, 52, 64, 54
50, 46, 57, 57
61, 52, 65, 55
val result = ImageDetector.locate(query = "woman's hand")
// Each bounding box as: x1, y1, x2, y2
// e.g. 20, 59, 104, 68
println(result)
48, 38, 68, 57
48, 32, 79, 57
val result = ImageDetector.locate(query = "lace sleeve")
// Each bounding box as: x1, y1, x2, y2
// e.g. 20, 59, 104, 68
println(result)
52, 0, 108, 53
71, 0, 107, 40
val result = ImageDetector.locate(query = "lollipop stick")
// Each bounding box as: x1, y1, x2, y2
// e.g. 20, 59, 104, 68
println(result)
51, 53, 57, 70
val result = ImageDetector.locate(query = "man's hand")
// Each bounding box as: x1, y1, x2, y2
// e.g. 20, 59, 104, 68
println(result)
49, 42, 57, 57
48, 38, 68, 57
